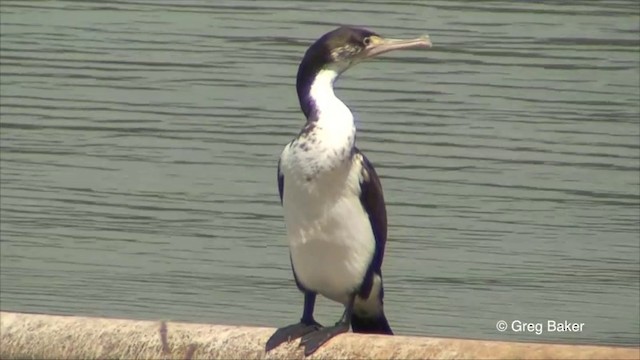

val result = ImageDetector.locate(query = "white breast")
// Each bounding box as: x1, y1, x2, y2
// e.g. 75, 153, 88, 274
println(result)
280, 150, 375, 304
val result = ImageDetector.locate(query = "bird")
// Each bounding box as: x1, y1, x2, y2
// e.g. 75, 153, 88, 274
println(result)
265, 26, 432, 356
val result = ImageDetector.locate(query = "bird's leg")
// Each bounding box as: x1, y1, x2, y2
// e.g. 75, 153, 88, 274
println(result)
265, 292, 322, 351
300, 293, 356, 356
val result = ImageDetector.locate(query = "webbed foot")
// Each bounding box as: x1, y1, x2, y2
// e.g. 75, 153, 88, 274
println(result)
265, 320, 322, 351
299, 321, 349, 356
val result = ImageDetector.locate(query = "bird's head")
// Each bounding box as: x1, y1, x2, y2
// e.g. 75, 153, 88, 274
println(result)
296, 26, 432, 119
299, 26, 432, 75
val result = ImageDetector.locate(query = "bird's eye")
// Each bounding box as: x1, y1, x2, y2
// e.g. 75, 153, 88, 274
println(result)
363, 37, 372, 46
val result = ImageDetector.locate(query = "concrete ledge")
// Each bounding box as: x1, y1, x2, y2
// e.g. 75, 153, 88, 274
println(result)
0, 311, 637, 359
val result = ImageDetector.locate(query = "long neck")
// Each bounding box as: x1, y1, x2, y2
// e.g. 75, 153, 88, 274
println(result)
297, 65, 353, 126
296, 66, 356, 154
296, 59, 322, 119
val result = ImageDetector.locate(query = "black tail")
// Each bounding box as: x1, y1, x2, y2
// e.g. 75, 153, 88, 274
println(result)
351, 311, 393, 335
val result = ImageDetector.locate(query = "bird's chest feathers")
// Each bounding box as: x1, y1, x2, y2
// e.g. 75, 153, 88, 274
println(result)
281, 152, 374, 300
281, 150, 367, 243
285, 123, 355, 182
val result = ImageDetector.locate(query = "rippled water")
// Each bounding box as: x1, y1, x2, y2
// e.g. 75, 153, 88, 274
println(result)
1, 0, 639, 346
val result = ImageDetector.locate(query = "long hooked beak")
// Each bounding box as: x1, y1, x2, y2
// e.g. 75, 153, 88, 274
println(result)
361, 35, 432, 59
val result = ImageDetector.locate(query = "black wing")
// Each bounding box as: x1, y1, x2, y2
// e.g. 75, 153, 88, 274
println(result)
356, 148, 388, 298
277, 158, 284, 205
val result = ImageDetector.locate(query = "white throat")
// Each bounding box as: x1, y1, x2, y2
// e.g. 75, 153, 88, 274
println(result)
309, 68, 355, 137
